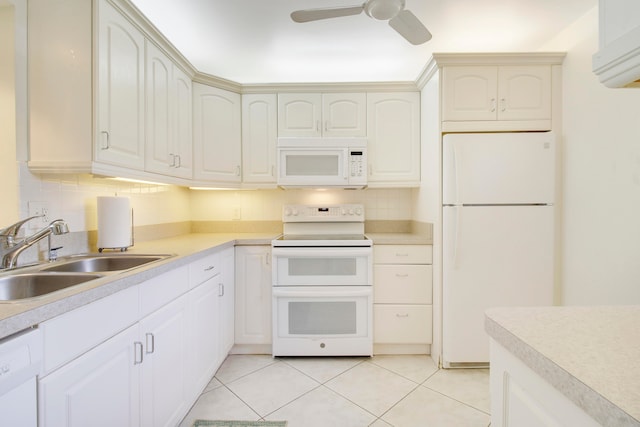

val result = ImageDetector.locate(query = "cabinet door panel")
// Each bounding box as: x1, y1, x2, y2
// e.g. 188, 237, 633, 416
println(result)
367, 92, 420, 185
242, 94, 277, 183
97, 0, 145, 169
140, 295, 189, 427
145, 42, 172, 175
172, 65, 193, 178
442, 66, 497, 121
39, 325, 140, 427
278, 93, 322, 137
235, 246, 272, 344
323, 93, 366, 137
193, 83, 241, 182
498, 66, 551, 121
374, 305, 432, 344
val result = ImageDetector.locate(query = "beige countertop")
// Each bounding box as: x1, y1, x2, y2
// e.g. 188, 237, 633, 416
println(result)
485, 306, 640, 427
0, 232, 278, 341
365, 232, 432, 245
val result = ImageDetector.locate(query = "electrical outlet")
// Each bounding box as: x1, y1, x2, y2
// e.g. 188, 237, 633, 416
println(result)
232, 207, 241, 221
27, 201, 50, 230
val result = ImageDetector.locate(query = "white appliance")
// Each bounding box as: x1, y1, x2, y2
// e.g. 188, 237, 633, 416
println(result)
442, 132, 555, 367
0, 328, 42, 427
271, 204, 373, 356
277, 138, 367, 189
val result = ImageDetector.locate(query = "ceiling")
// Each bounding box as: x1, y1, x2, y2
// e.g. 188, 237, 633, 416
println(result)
129, 0, 596, 84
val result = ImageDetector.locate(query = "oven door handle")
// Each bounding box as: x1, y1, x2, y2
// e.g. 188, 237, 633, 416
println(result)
272, 287, 372, 298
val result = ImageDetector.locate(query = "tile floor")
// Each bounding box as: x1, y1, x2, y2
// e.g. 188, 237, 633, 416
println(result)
179, 354, 491, 427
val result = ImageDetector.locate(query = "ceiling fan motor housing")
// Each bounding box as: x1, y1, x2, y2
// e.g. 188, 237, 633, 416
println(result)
365, 0, 405, 20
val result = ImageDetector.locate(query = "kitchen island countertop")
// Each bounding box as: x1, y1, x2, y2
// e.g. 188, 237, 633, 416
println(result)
485, 306, 640, 426
0, 232, 278, 341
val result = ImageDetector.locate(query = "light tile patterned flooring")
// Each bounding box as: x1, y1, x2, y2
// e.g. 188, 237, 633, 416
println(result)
179, 354, 491, 427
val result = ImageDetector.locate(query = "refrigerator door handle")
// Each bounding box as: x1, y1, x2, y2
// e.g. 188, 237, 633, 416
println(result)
453, 206, 461, 269
452, 141, 462, 206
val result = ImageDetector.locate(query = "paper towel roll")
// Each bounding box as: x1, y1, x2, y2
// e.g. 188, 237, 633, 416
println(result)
97, 196, 133, 250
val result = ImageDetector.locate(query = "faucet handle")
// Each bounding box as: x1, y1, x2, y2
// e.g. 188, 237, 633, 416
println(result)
0, 215, 44, 238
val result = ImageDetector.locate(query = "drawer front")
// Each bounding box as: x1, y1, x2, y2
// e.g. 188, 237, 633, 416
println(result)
374, 245, 432, 264
41, 286, 139, 375
374, 265, 432, 304
190, 252, 220, 288
374, 305, 432, 344
139, 265, 190, 318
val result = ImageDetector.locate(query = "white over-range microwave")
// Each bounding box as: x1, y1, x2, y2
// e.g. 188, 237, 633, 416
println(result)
277, 138, 367, 189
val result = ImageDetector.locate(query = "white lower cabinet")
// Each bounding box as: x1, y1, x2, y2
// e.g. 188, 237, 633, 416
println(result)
490, 340, 601, 427
139, 294, 190, 427
234, 245, 272, 348
38, 249, 236, 427
39, 325, 140, 427
373, 244, 433, 353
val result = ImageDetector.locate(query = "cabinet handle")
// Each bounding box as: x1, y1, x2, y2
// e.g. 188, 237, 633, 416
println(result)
134, 341, 144, 365
219, 283, 224, 297
100, 131, 110, 150
396, 313, 410, 318
490, 98, 496, 112
324, 120, 328, 132
145, 333, 155, 354
500, 98, 506, 112
316, 120, 320, 132
204, 265, 215, 272
395, 273, 409, 278
236, 165, 241, 176
169, 153, 176, 167
271, 165, 275, 177
175, 155, 181, 168
265, 253, 270, 266
395, 253, 409, 257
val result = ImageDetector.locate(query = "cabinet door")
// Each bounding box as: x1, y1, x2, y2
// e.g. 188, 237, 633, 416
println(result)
193, 83, 242, 182
39, 325, 140, 427
219, 246, 235, 358
322, 93, 367, 137
498, 66, 551, 121
172, 65, 193, 178
96, 0, 145, 169
277, 93, 322, 137
235, 246, 272, 344
442, 66, 498, 121
140, 294, 190, 427
242, 94, 277, 183
367, 92, 420, 186
145, 42, 173, 176
188, 276, 220, 400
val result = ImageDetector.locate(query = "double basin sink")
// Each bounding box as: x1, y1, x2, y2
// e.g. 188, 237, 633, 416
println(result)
0, 254, 172, 302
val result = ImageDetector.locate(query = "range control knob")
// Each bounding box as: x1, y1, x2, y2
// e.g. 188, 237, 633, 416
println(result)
284, 208, 292, 216
355, 208, 362, 216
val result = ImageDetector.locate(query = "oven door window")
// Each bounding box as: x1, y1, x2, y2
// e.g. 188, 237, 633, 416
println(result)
274, 288, 370, 338
273, 248, 371, 286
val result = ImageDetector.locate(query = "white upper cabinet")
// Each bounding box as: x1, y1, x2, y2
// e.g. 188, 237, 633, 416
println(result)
96, 0, 146, 169
367, 92, 420, 187
145, 42, 193, 179
192, 83, 242, 183
442, 65, 551, 123
242, 94, 277, 185
278, 93, 366, 137
593, 0, 640, 88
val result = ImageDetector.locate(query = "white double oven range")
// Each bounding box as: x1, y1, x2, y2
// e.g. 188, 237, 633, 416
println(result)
271, 204, 373, 357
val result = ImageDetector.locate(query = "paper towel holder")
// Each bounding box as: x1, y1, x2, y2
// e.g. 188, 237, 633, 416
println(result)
98, 208, 134, 253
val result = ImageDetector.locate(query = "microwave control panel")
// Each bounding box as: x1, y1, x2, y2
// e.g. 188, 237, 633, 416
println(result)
350, 151, 365, 177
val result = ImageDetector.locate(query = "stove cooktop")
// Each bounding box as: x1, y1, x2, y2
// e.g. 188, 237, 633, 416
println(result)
272, 234, 372, 247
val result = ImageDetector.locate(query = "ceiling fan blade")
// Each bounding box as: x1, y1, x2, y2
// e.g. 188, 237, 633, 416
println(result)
291, 5, 364, 23
388, 9, 432, 45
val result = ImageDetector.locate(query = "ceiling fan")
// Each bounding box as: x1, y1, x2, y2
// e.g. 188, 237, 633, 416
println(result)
290, 0, 432, 45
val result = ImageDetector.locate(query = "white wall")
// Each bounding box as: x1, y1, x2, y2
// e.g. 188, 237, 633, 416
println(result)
540, 7, 640, 305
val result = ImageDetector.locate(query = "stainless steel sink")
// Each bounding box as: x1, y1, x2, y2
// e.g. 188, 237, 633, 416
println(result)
0, 273, 103, 301
41, 255, 169, 273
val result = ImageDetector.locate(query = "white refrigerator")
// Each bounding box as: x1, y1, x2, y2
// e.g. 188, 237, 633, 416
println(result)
442, 132, 555, 367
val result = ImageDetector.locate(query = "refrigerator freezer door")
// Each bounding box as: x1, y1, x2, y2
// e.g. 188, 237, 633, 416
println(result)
442, 205, 554, 366
443, 132, 555, 205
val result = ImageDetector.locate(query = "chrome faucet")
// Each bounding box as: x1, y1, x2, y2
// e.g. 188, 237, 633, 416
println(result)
0, 217, 69, 269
